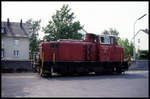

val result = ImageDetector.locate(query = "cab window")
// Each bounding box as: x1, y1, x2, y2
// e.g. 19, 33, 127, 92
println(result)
100, 37, 105, 43
100, 36, 110, 44
111, 38, 114, 45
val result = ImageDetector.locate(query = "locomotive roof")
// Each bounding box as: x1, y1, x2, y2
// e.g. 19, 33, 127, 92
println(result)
86, 33, 96, 36
86, 33, 118, 38
99, 34, 117, 37
58, 39, 83, 42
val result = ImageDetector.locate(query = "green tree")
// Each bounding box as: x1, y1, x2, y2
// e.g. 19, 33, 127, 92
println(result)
102, 30, 109, 35
128, 41, 134, 57
118, 39, 134, 59
26, 19, 41, 59
102, 28, 119, 36
43, 4, 83, 41
137, 50, 149, 59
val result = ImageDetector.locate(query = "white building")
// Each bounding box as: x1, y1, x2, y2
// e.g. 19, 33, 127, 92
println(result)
134, 30, 149, 53
1, 19, 30, 61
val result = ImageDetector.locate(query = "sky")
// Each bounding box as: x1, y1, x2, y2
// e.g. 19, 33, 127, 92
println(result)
2, 1, 149, 42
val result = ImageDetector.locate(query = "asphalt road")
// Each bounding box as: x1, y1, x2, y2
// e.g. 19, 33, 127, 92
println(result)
1, 70, 149, 98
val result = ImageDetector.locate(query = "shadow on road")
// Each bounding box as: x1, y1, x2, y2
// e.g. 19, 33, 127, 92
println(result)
42, 71, 148, 81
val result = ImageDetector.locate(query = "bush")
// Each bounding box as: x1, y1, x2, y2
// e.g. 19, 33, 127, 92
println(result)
137, 50, 149, 60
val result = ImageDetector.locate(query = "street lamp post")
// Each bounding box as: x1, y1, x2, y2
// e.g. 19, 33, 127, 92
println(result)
132, 29, 149, 40
133, 14, 147, 61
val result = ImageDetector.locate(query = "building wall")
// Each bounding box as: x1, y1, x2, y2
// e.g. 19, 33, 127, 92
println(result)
2, 36, 29, 60
135, 31, 149, 52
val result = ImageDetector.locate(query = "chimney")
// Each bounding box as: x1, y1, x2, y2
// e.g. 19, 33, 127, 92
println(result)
20, 19, 22, 27
7, 18, 10, 26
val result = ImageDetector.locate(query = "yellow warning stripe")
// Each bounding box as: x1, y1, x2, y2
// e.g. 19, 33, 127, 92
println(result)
42, 52, 44, 67
53, 53, 55, 64
40, 52, 44, 75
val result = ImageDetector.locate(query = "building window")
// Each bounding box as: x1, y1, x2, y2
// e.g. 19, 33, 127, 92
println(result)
13, 50, 19, 57
14, 39, 19, 45
138, 39, 140, 43
1, 48, 5, 58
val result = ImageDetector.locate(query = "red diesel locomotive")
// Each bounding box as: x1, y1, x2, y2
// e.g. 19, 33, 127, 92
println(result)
33, 33, 129, 76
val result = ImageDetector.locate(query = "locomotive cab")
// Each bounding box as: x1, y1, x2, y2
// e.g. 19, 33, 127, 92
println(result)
99, 35, 117, 45
84, 33, 116, 45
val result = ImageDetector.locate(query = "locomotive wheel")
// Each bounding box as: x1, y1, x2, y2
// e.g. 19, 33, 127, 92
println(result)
116, 67, 122, 74
77, 70, 89, 76
94, 66, 104, 75
60, 71, 74, 76
95, 72, 103, 75
40, 68, 52, 77
46, 73, 52, 77
40, 68, 46, 77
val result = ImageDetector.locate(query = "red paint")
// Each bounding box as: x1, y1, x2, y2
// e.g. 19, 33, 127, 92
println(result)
39, 33, 124, 63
